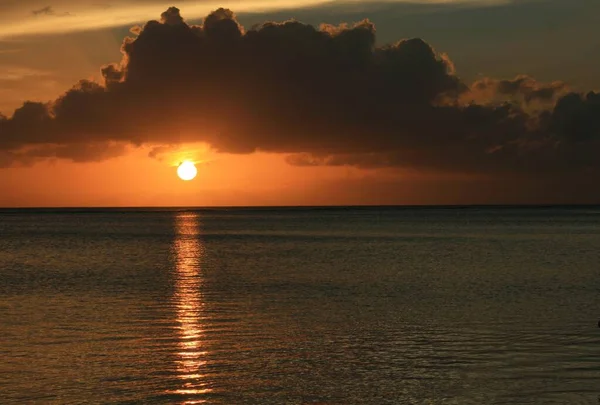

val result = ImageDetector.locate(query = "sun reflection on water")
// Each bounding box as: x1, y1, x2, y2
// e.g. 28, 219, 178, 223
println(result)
170, 212, 212, 402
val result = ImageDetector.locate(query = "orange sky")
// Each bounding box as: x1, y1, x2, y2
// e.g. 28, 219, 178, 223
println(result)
21, 153, 342, 207
3, 140, 462, 206
1, 1, 599, 207
0, 142, 418, 207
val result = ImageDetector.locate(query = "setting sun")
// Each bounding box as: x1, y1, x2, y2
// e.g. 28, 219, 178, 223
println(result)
177, 161, 197, 181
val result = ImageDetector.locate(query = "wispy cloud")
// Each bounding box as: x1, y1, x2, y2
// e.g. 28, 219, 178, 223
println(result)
32, 6, 55, 15
0, 0, 510, 38
0, 66, 51, 81
1, 0, 333, 38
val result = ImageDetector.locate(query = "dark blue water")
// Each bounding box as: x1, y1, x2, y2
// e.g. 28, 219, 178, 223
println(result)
1, 207, 599, 404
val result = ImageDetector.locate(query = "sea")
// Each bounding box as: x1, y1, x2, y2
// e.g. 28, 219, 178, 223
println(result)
1, 206, 599, 404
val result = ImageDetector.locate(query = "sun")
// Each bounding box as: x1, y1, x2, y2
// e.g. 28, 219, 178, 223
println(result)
177, 161, 197, 181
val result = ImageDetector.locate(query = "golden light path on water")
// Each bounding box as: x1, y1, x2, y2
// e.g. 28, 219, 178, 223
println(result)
170, 212, 212, 403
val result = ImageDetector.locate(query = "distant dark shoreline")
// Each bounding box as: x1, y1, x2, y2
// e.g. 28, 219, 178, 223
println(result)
1, 204, 600, 213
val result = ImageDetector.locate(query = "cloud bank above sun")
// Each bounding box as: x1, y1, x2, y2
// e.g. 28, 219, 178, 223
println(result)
0, 6, 598, 188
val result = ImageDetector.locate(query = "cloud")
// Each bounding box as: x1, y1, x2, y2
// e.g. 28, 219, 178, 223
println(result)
466, 75, 569, 106
32, 6, 55, 16
0, 66, 51, 82
32, 5, 72, 17
0, 140, 127, 168
0, 0, 333, 38
1, 7, 599, 186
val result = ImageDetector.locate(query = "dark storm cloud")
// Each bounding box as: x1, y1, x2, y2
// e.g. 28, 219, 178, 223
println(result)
0, 6, 599, 181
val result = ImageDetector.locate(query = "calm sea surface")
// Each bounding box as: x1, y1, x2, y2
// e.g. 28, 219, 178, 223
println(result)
1, 207, 599, 404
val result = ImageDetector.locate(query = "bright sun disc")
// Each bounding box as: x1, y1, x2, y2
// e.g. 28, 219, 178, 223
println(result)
177, 161, 197, 181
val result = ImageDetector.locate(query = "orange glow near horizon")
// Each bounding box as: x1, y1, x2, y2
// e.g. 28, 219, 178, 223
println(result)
0, 140, 409, 207
0, 142, 479, 207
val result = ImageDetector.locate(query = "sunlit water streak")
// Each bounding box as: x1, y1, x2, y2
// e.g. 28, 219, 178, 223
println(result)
168, 212, 212, 402
0, 207, 599, 404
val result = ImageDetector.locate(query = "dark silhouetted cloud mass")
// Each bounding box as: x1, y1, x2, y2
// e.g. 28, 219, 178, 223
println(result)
1, 6, 599, 195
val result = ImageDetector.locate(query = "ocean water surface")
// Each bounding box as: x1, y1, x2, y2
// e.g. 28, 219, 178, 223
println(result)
1, 207, 599, 404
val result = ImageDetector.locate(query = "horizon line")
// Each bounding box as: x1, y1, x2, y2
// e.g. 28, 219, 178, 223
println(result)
1, 203, 599, 211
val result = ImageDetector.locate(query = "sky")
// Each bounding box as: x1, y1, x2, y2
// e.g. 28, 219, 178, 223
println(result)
1, 0, 599, 207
